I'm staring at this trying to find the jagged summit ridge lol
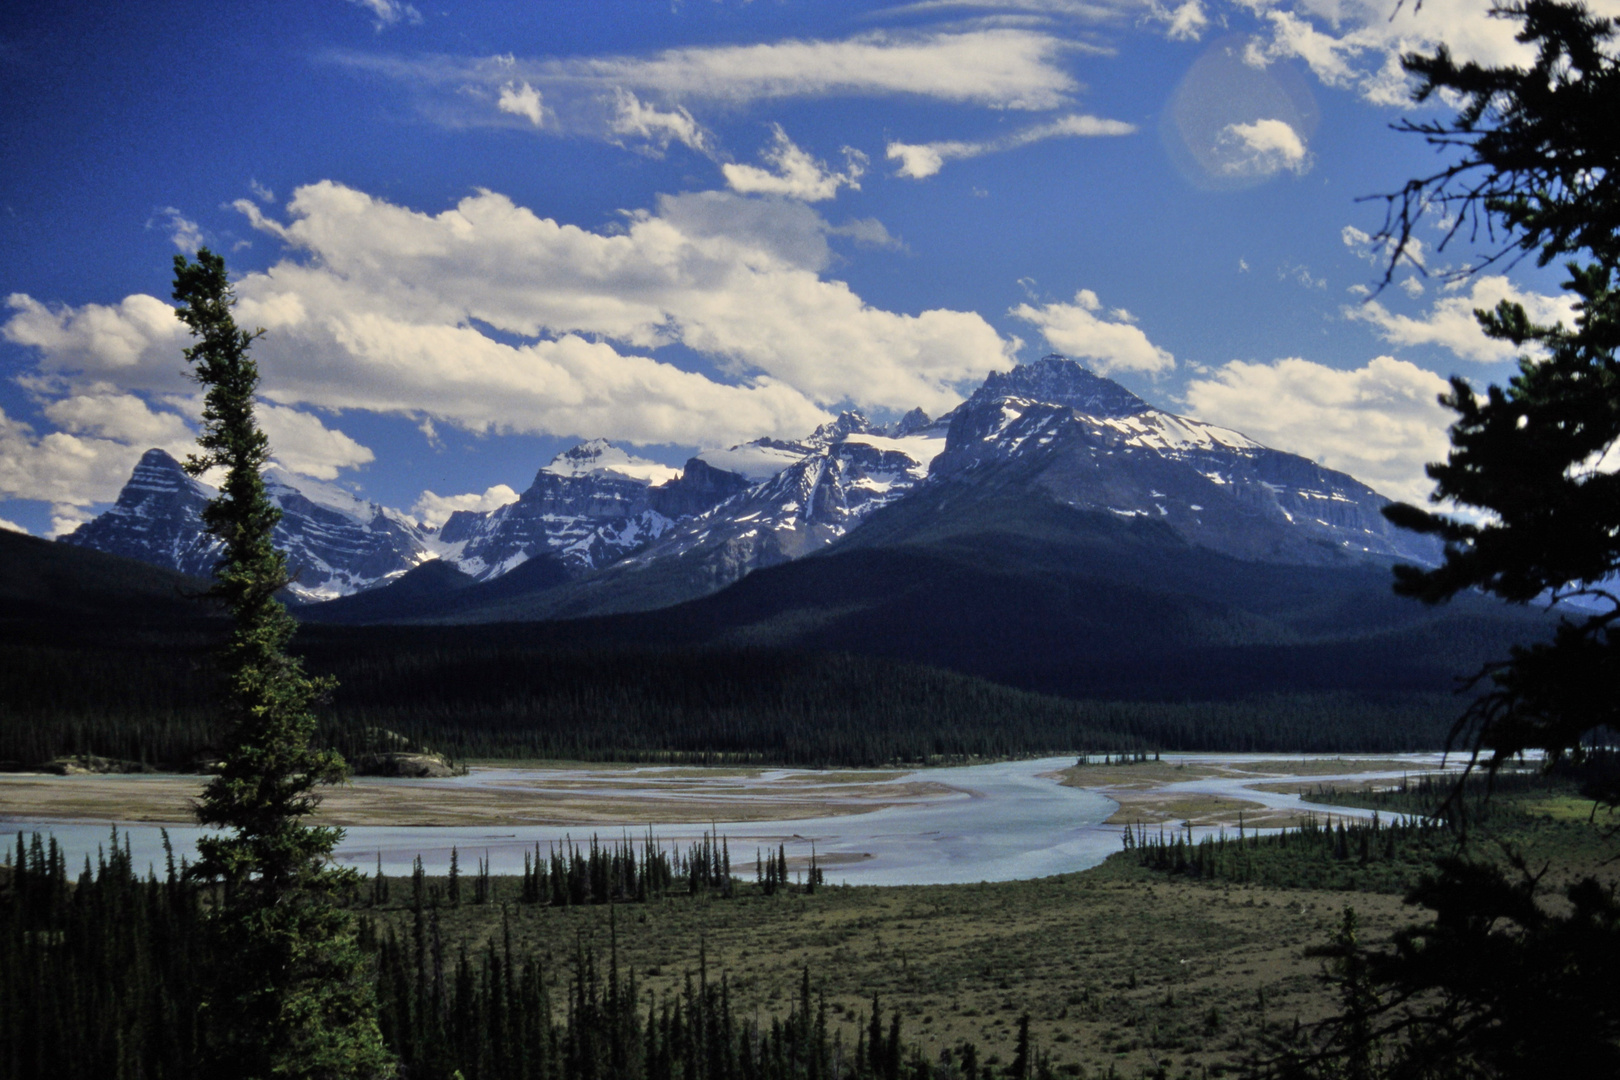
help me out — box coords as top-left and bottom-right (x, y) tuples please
(969, 354), (1151, 418)
(608, 411), (950, 595)
(63, 359), (1438, 611)
(936, 355), (1435, 566)
(60, 448), (219, 579)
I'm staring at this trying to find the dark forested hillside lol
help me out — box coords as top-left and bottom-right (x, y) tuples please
(0, 519), (1525, 769)
(398, 489), (1552, 703)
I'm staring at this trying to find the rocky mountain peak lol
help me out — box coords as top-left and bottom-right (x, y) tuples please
(59, 448), (219, 580)
(129, 447), (202, 491)
(890, 407), (933, 437)
(808, 411), (878, 448)
(539, 439), (681, 485)
(972, 355), (1150, 418)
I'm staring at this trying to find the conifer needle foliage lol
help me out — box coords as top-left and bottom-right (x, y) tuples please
(174, 249), (394, 1079)
(1376, 0), (1620, 798)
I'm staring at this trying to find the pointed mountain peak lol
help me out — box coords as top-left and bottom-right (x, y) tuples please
(890, 407), (933, 437)
(124, 447), (212, 498)
(974, 354), (1150, 418)
(809, 411), (877, 448)
(540, 439), (681, 485)
(136, 447), (185, 470)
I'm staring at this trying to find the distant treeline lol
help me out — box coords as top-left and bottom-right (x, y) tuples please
(1299, 754), (1620, 820)
(1118, 813), (1455, 893)
(1113, 758), (1619, 893)
(0, 832), (1021, 1080)
(1, 617), (1461, 769)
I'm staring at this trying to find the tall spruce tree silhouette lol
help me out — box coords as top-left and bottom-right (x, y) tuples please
(1377, 0), (1620, 796)
(175, 249), (393, 1079)
(1276, 6), (1620, 1077)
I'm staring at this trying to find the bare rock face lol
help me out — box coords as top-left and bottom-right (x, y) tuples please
(434, 440), (743, 580)
(609, 410), (951, 594)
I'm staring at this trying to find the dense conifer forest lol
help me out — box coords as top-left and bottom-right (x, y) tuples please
(0, 830), (1020, 1080)
(1, 617), (1458, 770)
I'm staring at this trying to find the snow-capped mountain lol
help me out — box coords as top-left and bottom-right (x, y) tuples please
(258, 469), (433, 600)
(62, 355), (1436, 615)
(433, 438), (748, 579)
(933, 356), (1436, 566)
(59, 449), (220, 579)
(60, 448), (435, 601)
(606, 411), (949, 594)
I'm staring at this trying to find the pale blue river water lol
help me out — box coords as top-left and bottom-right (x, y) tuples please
(0, 754), (1453, 887)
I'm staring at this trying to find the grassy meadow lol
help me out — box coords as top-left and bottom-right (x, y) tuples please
(352, 766), (1618, 1080)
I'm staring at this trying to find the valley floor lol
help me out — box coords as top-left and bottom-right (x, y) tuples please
(5, 756), (1614, 1080)
(398, 866), (1413, 1080)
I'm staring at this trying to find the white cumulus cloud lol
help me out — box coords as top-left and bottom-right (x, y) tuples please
(412, 484), (520, 528)
(4, 182), (1016, 468)
(256, 403), (376, 481)
(1010, 289), (1175, 375)
(1217, 118), (1310, 177)
(1238, 0), (1620, 106)
(43, 388), (194, 447)
(608, 89), (707, 152)
(722, 125), (866, 202)
(1183, 355), (1455, 503)
(0, 404), (180, 528)
(497, 81), (544, 126)
(1345, 275), (1579, 363)
(1152, 0), (1209, 41)
(3, 293), (189, 388)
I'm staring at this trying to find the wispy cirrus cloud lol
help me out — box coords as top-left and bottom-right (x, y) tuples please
(148, 207), (204, 253)
(344, 0), (422, 31)
(873, 0), (1142, 22)
(551, 28), (1088, 108)
(326, 26), (1090, 145)
(887, 112), (1134, 178)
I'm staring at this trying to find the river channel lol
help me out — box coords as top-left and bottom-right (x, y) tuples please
(1, 754), (1454, 886)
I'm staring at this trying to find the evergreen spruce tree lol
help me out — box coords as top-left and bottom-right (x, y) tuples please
(1376, 0), (1620, 800)
(1279, 7), (1620, 1077)
(174, 249), (394, 1079)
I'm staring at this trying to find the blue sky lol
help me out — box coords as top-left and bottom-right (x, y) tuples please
(1, 0), (1599, 536)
